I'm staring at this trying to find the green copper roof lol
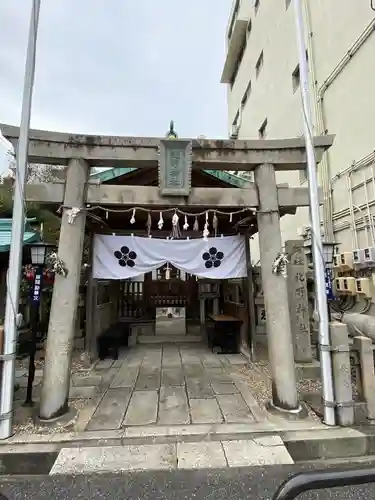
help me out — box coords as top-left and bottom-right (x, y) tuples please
(0, 218), (40, 253)
(90, 167), (250, 188)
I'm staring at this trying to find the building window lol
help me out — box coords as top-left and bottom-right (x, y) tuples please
(285, 0), (292, 8)
(292, 64), (300, 92)
(231, 110), (241, 138)
(241, 80), (252, 107)
(228, 0), (240, 39)
(247, 19), (252, 37)
(255, 50), (264, 78)
(254, 0), (260, 15)
(258, 118), (268, 139)
(292, 51), (308, 92)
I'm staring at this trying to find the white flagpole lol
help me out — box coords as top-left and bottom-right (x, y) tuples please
(0, 0), (41, 439)
(293, 0), (335, 426)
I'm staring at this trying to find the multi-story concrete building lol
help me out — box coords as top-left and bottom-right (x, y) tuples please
(222, 0), (375, 262)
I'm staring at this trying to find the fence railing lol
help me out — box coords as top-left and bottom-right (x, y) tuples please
(272, 468), (375, 500)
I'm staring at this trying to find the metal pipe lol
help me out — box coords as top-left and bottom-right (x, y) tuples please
(331, 151), (375, 187)
(333, 196), (375, 222)
(293, 0), (335, 426)
(0, 0), (41, 440)
(370, 164), (375, 241)
(363, 172), (375, 246)
(318, 17), (375, 98)
(316, 15), (375, 238)
(347, 174), (359, 251)
(353, 204), (370, 247)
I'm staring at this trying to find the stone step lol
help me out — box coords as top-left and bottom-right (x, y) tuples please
(137, 335), (203, 344)
(1, 421), (326, 453)
(49, 435), (294, 474)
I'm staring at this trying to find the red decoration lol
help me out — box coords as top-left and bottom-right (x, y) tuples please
(43, 269), (55, 284)
(22, 265), (55, 284)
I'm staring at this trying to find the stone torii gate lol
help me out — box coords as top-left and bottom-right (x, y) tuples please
(1, 123), (333, 422)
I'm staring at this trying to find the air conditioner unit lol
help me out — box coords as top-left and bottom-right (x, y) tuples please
(336, 277), (356, 296)
(355, 278), (372, 298)
(353, 249), (365, 267)
(339, 252), (354, 271)
(363, 247), (375, 266)
(333, 254), (342, 271)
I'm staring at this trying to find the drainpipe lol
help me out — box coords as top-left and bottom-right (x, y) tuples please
(303, 0), (334, 241)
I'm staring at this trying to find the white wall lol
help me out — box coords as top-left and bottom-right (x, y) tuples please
(225, 0), (375, 260)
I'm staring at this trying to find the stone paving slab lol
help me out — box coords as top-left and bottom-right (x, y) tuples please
(110, 366), (139, 389)
(49, 437), (294, 473)
(72, 374), (103, 387)
(123, 390), (159, 426)
(158, 387), (190, 425)
(69, 386), (97, 399)
(136, 367), (161, 390)
(177, 442), (227, 469)
(95, 359), (114, 370)
(186, 378), (215, 399)
(217, 394), (255, 423)
(222, 436), (294, 466)
(50, 443), (177, 474)
(211, 381), (239, 395)
(86, 388), (132, 431)
(189, 398), (223, 424)
(161, 367), (185, 386)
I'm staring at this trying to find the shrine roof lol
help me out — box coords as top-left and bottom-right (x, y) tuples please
(0, 218), (40, 253)
(90, 167), (250, 188)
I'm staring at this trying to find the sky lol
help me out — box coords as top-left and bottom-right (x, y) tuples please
(0, 0), (231, 141)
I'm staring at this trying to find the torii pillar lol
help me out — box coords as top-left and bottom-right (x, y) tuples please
(39, 158), (89, 420)
(255, 163), (301, 414)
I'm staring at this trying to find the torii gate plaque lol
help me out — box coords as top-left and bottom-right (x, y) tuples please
(158, 121), (192, 196)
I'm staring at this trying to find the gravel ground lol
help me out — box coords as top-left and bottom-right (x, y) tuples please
(13, 353), (91, 434)
(232, 343), (322, 422)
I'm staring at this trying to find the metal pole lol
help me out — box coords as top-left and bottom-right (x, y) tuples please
(293, 0), (335, 425)
(0, 0), (41, 439)
(24, 266), (43, 407)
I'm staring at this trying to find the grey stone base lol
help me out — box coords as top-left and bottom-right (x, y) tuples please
(34, 407), (78, 429)
(295, 360), (321, 380)
(265, 400), (309, 420)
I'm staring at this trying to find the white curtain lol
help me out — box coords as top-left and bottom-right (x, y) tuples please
(93, 235), (247, 280)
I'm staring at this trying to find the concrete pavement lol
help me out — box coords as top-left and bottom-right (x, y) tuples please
(1, 463), (375, 499)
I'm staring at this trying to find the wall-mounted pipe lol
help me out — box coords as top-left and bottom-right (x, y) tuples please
(363, 171), (375, 246)
(315, 15), (375, 238)
(318, 18), (375, 98)
(347, 174), (359, 248)
(331, 151), (375, 186)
